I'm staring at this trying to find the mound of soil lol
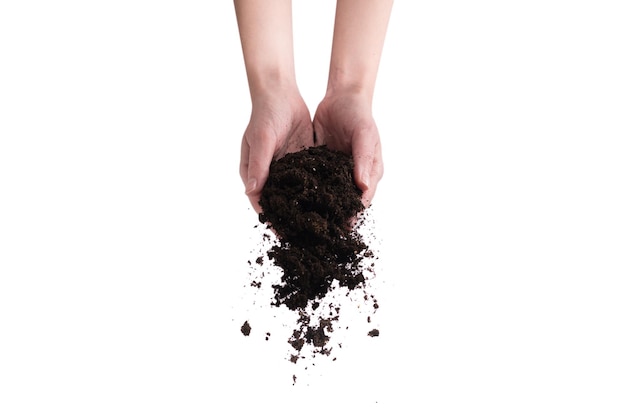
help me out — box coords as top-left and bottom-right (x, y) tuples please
(250, 146), (378, 364)
(259, 146), (368, 309)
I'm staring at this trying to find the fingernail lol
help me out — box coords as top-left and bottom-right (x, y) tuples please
(245, 178), (257, 194)
(360, 173), (370, 190)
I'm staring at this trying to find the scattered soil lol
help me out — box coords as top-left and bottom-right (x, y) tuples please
(245, 145), (379, 376)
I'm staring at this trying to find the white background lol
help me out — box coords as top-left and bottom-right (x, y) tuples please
(1, 1), (625, 416)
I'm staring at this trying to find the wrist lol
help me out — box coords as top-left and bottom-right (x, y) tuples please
(247, 68), (299, 102)
(249, 80), (305, 113)
(326, 69), (375, 106)
(325, 75), (374, 109)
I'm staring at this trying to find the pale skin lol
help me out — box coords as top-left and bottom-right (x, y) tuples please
(234, 0), (393, 213)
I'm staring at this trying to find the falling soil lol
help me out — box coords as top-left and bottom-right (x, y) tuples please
(368, 329), (380, 337)
(240, 320), (251, 336)
(244, 146), (379, 376)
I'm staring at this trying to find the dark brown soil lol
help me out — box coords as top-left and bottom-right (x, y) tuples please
(240, 320), (251, 336)
(259, 146), (367, 310)
(368, 329), (380, 337)
(251, 145), (378, 366)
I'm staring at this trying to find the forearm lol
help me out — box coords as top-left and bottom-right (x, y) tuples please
(327, 0), (393, 103)
(234, 0), (298, 99)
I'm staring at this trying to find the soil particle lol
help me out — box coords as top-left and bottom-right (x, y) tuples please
(241, 320), (251, 336)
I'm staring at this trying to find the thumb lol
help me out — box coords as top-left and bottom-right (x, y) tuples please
(244, 137), (275, 213)
(352, 126), (383, 207)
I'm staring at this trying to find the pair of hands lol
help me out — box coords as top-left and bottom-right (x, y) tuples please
(239, 90), (383, 213)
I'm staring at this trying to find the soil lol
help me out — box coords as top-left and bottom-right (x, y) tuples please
(245, 145), (379, 373)
(259, 146), (368, 309)
(240, 320), (251, 336)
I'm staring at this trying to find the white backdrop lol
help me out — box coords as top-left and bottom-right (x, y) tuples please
(1, 1), (625, 417)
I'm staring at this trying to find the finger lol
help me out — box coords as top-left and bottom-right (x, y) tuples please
(352, 125), (378, 191)
(360, 153), (383, 207)
(240, 139), (261, 213)
(352, 126), (383, 207)
(240, 138), (250, 185)
(312, 118), (326, 146)
(245, 134), (276, 214)
(240, 137), (262, 213)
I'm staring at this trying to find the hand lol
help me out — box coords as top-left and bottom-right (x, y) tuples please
(240, 90), (314, 213)
(313, 92), (384, 207)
